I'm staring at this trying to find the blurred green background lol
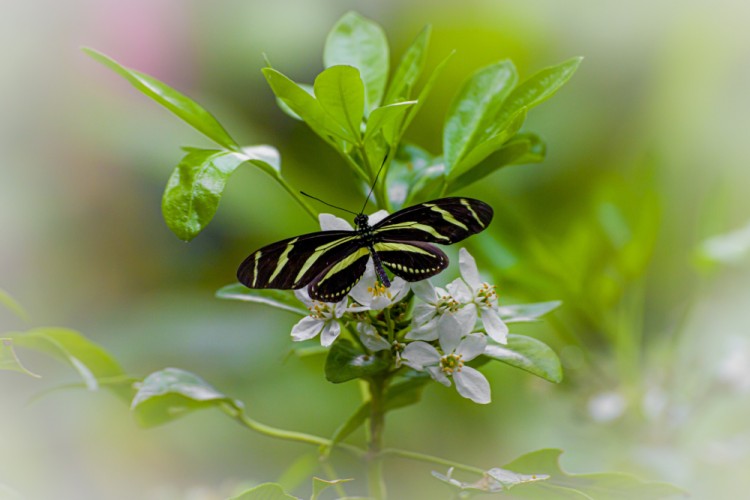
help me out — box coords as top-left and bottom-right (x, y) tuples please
(2, 0), (749, 498)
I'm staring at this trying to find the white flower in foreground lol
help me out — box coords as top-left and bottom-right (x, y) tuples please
(319, 210), (389, 231)
(291, 289), (348, 346)
(356, 322), (391, 352)
(408, 279), (477, 352)
(401, 333), (490, 404)
(349, 260), (410, 310)
(458, 248), (509, 344)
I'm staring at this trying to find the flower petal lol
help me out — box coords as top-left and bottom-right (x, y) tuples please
(411, 280), (437, 303)
(357, 323), (391, 351)
(454, 366), (491, 404)
(481, 308), (509, 344)
(319, 213), (353, 231)
(349, 260), (377, 306)
(368, 210), (390, 225)
(388, 277), (410, 303)
(291, 316), (323, 342)
(428, 366), (452, 387)
(456, 333), (487, 361)
(294, 288), (314, 307)
(446, 278), (472, 303)
(412, 303), (437, 326)
(455, 304), (478, 336)
(406, 316), (440, 341)
(437, 313), (463, 353)
(319, 321), (341, 347)
(458, 248), (482, 290)
(402, 341), (441, 369)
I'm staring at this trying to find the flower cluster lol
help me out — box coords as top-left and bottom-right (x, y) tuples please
(288, 212), (511, 404)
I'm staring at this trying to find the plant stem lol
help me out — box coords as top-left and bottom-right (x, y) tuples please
(367, 377), (388, 499)
(380, 448), (485, 475)
(275, 175), (318, 221)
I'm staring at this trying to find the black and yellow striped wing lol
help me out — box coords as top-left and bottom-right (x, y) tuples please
(375, 240), (448, 282)
(371, 197), (493, 244)
(237, 231), (363, 292)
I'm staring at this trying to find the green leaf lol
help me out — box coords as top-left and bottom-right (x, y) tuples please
(262, 68), (351, 143)
(162, 146), (280, 241)
(277, 453), (320, 494)
(215, 284), (308, 315)
(276, 83), (315, 121)
(483, 334), (563, 383)
(443, 60), (518, 171)
(502, 449), (687, 500)
(384, 372), (431, 411)
(499, 301), (562, 323)
(0, 288), (29, 321)
(83, 48), (239, 150)
(131, 367), (241, 427)
(311, 477), (352, 500)
(313, 65), (365, 142)
(432, 466), (548, 494)
(400, 51), (454, 137)
(227, 483), (298, 500)
(383, 25), (431, 104)
(0, 338), (40, 378)
(324, 339), (390, 383)
(329, 402), (369, 450)
(495, 56), (582, 129)
(446, 132), (545, 193)
(364, 101), (416, 144)
(387, 143), (444, 209)
(324, 11), (389, 113)
(8, 328), (130, 399)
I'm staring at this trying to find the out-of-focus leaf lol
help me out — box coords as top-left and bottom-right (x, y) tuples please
(446, 133), (545, 193)
(387, 143), (444, 209)
(311, 477), (352, 500)
(215, 284), (308, 315)
(314, 65), (365, 142)
(329, 402), (369, 450)
(0, 288), (29, 321)
(432, 466), (548, 494)
(483, 334), (563, 383)
(227, 483), (298, 500)
(8, 328), (130, 399)
(365, 101), (416, 145)
(262, 68), (350, 143)
(502, 449), (687, 500)
(131, 368), (241, 428)
(384, 372), (431, 411)
(277, 453), (320, 494)
(84, 48), (239, 150)
(383, 25), (431, 104)
(324, 11), (389, 113)
(443, 60), (518, 171)
(325, 339), (390, 383)
(494, 57), (582, 129)
(499, 301), (562, 323)
(0, 338), (40, 378)
(162, 146), (280, 241)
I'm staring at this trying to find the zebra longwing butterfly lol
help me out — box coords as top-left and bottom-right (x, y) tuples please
(237, 197), (493, 302)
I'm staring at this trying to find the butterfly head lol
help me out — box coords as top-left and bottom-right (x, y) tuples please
(354, 213), (370, 231)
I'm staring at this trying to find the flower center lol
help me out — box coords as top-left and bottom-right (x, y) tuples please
(368, 282), (393, 299)
(436, 294), (461, 314)
(308, 302), (332, 320)
(475, 282), (497, 307)
(440, 353), (464, 375)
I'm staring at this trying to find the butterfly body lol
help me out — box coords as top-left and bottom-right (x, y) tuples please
(237, 197), (493, 302)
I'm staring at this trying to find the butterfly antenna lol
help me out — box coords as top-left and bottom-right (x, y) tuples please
(359, 150), (391, 215)
(300, 191), (358, 216)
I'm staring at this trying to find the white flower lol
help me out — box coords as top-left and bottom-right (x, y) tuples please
(401, 333), (491, 404)
(291, 289), (348, 346)
(319, 210), (389, 231)
(408, 279), (477, 352)
(458, 248), (509, 344)
(356, 322), (391, 352)
(349, 260), (410, 310)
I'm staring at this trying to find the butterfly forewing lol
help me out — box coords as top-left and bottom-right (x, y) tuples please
(237, 231), (362, 290)
(376, 240), (448, 282)
(372, 197), (493, 244)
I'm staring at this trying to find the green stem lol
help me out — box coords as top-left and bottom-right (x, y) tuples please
(275, 175), (318, 221)
(380, 448), (485, 475)
(367, 377), (388, 499)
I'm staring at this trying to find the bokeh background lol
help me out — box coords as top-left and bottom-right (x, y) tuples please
(2, 0), (750, 498)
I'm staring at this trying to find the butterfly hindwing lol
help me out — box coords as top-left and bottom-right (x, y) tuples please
(237, 231), (362, 290)
(376, 240), (448, 282)
(308, 248), (370, 302)
(372, 197), (493, 244)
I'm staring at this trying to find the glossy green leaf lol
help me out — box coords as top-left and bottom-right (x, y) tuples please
(0, 338), (40, 377)
(8, 327), (131, 399)
(0, 288), (29, 321)
(162, 146), (279, 241)
(313, 65), (365, 142)
(215, 284), (307, 315)
(262, 68), (350, 143)
(387, 143), (444, 209)
(227, 483), (298, 500)
(383, 25), (431, 104)
(483, 334), (563, 383)
(131, 368), (241, 427)
(311, 477), (352, 500)
(495, 56), (582, 129)
(450, 107), (527, 179)
(276, 83), (315, 121)
(324, 339), (390, 383)
(443, 60), (518, 171)
(324, 11), (389, 113)
(446, 132), (545, 193)
(499, 301), (562, 323)
(502, 449), (686, 500)
(84, 48), (239, 150)
(364, 101), (416, 144)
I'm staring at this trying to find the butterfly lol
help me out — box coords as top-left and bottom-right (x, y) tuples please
(237, 197), (493, 303)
